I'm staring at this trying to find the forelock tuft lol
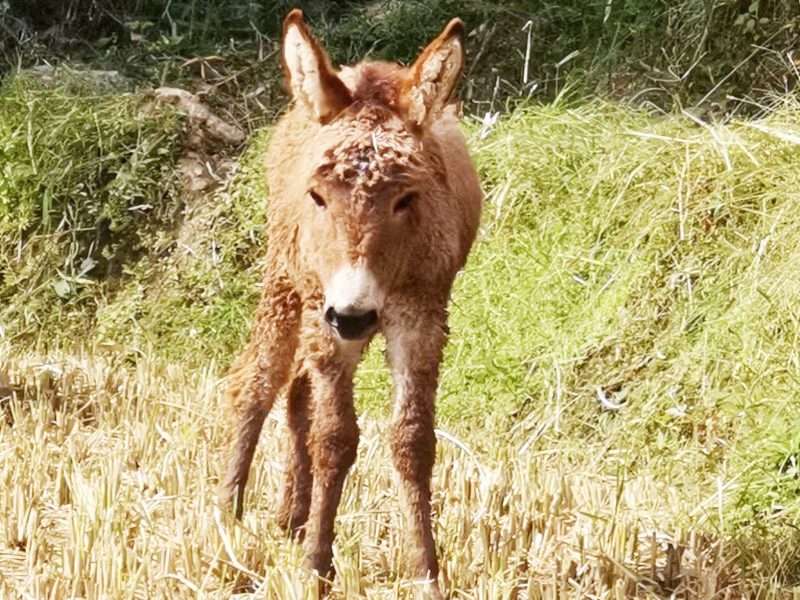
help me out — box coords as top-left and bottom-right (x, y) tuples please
(317, 105), (420, 189)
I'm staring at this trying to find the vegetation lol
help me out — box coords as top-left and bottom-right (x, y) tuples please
(0, 348), (775, 598)
(3, 0), (800, 110)
(4, 0), (800, 598)
(0, 75), (186, 348)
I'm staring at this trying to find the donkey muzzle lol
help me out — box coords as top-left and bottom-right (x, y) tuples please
(324, 306), (379, 340)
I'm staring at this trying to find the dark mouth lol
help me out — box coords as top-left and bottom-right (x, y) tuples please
(324, 307), (379, 340)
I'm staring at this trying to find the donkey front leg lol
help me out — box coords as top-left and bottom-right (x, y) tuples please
(220, 274), (300, 519)
(302, 359), (360, 581)
(385, 312), (448, 600)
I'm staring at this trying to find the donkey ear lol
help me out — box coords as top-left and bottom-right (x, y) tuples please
(402, 19), (465, 127)
(282, 9), (352, 124)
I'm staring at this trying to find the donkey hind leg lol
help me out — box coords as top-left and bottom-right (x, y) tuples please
(386, 316), (448, 600)
(302, 364), (360, 581)
(277, 372), (313, 536)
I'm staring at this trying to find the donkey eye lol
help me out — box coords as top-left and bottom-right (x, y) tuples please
(309, 190), (326, 209)
(393, 192), (416, 213)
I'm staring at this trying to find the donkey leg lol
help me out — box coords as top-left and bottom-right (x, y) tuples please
(385, 311), (448, 600)
(220, 275), (300, 519)
(277, 372), (313, 535)
(219, 348), (270, 519)
(302, 360), (360, 581)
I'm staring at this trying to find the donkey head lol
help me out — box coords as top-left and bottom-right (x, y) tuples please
(281, 9), (465, 342)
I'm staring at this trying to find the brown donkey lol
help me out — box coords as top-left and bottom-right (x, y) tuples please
(219, 9), (481, 598)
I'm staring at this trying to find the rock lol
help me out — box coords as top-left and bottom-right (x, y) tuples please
(153, 87), (246, 151)
(150, 87), (246, 196)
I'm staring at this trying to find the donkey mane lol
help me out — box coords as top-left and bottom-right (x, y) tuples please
(341, 61), (409, 108)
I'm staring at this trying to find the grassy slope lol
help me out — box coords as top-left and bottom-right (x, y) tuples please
(0, 76), (186, 347)
(450, 99), (800, 548)
(4, 1), (800, 595)
(5, 74), (800, 593)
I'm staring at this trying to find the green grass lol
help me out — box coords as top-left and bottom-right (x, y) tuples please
(367, 98), (800, 559)
(91, 128), (270, 365)
(0, 76), (186, 347)
(468, 98), (800, 535)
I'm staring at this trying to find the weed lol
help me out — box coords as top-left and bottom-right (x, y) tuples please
(0, 77), (185, 349)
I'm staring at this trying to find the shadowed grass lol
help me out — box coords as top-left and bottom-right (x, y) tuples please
(5, 0), (799, 110)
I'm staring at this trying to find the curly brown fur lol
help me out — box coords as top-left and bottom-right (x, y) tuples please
(219, 10), (481, 599)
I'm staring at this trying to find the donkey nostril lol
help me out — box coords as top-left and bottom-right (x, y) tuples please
(324, 306), (337, 326)
(325, 307), (378, 340)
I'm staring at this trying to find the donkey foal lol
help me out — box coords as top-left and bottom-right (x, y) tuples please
(219, 9), (482, 598)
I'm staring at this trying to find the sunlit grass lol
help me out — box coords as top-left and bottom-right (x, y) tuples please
(0, 352), (772, 598)
(6, 73), (800, 596)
